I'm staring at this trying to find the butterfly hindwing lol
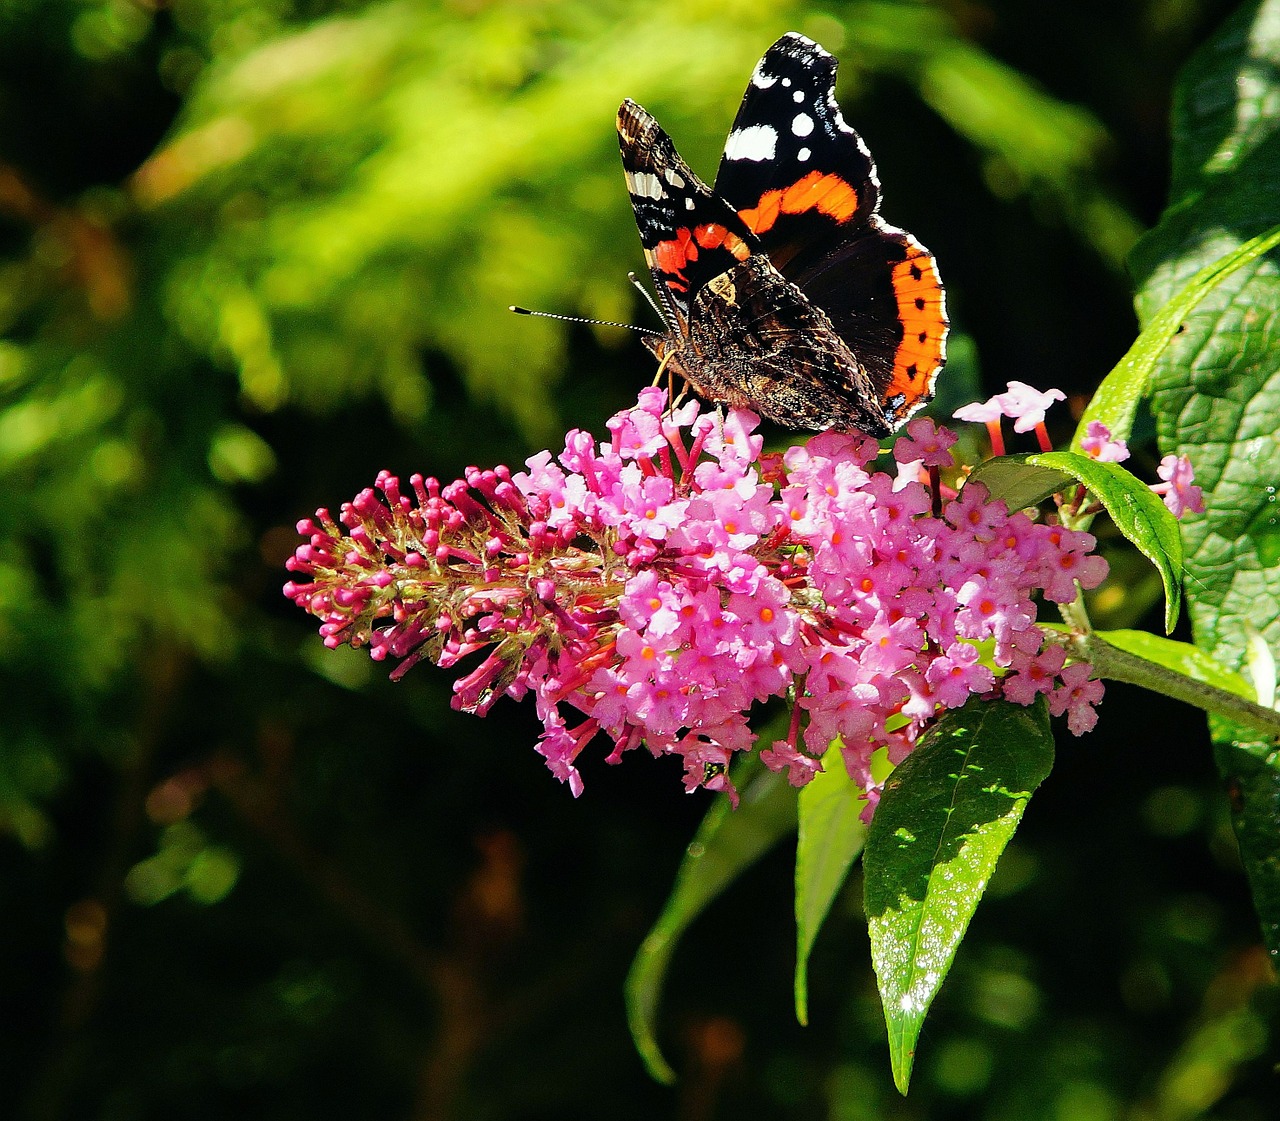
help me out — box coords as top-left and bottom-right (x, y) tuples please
(672, 254), (891, 436)
(795, 227), (947, 430)
(691, 255), (890, 435)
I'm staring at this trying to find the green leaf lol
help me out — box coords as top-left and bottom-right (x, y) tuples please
(1093, 629), (1256, 700)
(794, 744), (868, 1026)
(969, 450), (1185, 633)
(1160, 0), (1280, 207)
(1131, 0), (1280, 961)
(1073, 220), (1280, 447)
(1210, 731), (1280, 958)
(625, 762), (797, 1083)
(1245, 626), (1277, 708)
(1027, 451), (1185, 633)
(964, 455), (1076, 513)
(864, 697), (1054, 1094)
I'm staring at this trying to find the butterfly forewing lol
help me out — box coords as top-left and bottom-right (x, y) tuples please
(714, 33), (880, 273)
(617, 100), (759, 328)
(714, 33), (948, 430)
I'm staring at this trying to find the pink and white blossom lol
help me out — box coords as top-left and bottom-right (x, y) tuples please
(1080, 421), (1130, 463)
(998, 381), (1068, 433)
(1153, 453), (1205, 518)
(285, 390), (1108, 809)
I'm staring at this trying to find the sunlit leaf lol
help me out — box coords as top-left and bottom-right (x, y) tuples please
(964, 456), (1072, 513)
(1093, 629), (1256, 700)
(1130, 0), (1280, 958)
(865, 697), (1054, 1094)
(1025, 451), (1184, 633)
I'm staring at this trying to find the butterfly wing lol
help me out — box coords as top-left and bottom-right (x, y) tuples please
(617, 99), (759, 332)
(792, 227), (948, 431)
(713, 33), (948, 430)
(677, 254), (891, 437)
(714, 33), (880, 273)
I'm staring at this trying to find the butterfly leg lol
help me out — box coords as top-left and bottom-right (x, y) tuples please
(649, 349), (690, 416)
(649, 348), (673, 389)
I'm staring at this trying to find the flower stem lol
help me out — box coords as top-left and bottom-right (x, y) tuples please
(1066, 630), (1280, 738)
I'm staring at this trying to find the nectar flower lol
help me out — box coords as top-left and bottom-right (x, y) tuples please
(953, 397), (1007, 458)
(285, 391), (1107, 808)
(1080, 421), (1130, 463)
(956, 382), (1068, 454)
(998, 381), (1068, 433)
(893, 416), (957, 469)
(1153, 453), (1205, 518)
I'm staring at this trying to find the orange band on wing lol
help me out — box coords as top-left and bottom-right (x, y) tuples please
(693, 223), (751, 259)
(738, 171), (860, 235)
(885, 240), (947, 416)
(648, 228), (697, 289)
(647, 224), (751, 292)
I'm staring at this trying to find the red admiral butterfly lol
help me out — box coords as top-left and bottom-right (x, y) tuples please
(618, 32), (948, 437)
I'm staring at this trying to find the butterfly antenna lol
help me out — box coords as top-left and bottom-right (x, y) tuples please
(628, 271), (667, 325)
(508, 306), (660, 336)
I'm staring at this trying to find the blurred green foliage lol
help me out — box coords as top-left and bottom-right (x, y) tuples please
(2, 1), (1277, 1119)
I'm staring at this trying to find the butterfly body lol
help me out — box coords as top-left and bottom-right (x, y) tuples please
(618, 33), (948, 436)
(639, 254), (890, 435)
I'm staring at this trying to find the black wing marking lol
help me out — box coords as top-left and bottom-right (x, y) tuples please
(618, 99), (759, 329)
(713, 33), (880, 276)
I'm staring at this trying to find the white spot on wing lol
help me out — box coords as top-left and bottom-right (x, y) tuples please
(751, 65), (777, 89)
(791, 112), (814, 137)
(684, 197), (695, 210)
(724, 124), (778, 162)
(782, 77), (792, 87)
(793, 89), (804, 103)
(627, 171), (666, 200)
(797, 147), (811, 161)
(663, 168), (685, 188)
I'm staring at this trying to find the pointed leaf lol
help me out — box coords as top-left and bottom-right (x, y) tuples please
(625, 763), (797, 1083)
(864, 697), (1054, 1094)
(963, 455), (1076, 513)
(969, 451), (1186, 633)
(794, 745), (868, 1025)
(1093, 628), (1256, 700)
(1025, 451), (1184, 632)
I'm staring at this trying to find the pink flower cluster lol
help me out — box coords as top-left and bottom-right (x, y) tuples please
(284, 389), (1108, 806)
(1080, 420), (1205, 517)
(962, 391), (1206, 522)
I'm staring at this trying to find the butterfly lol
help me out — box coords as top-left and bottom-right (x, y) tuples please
(617, 32), (948, 437)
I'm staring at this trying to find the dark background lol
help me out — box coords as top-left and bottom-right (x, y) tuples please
(1, 1), (1275, 1118)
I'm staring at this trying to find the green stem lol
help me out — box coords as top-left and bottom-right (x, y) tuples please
(1067, 631), (1280, 739)
(1057, 592), (1092, 636)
